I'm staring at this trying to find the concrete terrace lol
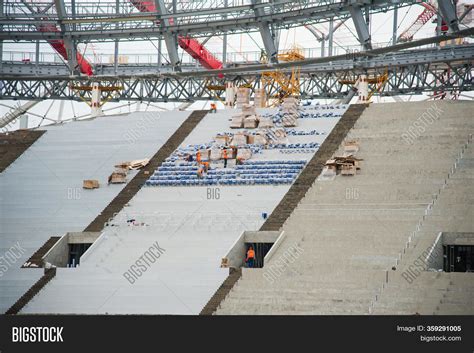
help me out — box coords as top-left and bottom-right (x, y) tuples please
(0, 110), (190, 313)
(19, 105), (345, 314)
(215, 101), (474, 315)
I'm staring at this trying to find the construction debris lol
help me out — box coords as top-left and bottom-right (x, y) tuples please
(231, 103), (261, 129)
(341, 163), (356, 176)
(108, 171), (127, 184)
(280, 97), (300, 127)
(236, 87), (251, 109)
(243, 115), (259, 128)
(83, 179), (100, 189)
(230, 115), (244, 129)
(221, 257), (229, 268)
(254, 88), (267, 108)
(344, 140), (360, 154)
(115, 158), (150, 170)
(215, 134), (231, 145)
(325, 155), (363, 176)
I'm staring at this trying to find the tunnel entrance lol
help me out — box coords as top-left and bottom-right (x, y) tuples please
(245, 242), (273, 268)
(68, 243), (92, 267)
(42, 232), (101, 268)
(441, 232), (474, 273)
(444, 245), (474, 272)
(221, 230), (284, 269)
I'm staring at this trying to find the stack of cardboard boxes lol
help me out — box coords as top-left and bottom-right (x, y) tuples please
(231, 103), (260, 129)
(281, 97), (299, 127)
(236, 87), (251, 109)
(254, 88), (267, 108)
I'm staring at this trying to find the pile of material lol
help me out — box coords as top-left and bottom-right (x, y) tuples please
(236, 87), (251, 109)
(248, 131), (268, 145)
(325, 155), (363, 176)
(83, 179), (99, 189)
(343, 140), (360, 154)
(108, 170), (127, 184)
(108, 158), (149, 184)
(280, 97), (300, 127)
(258, 116), (274, 128)
(230, 132), (248, 146)
(114, 159), (149, 170)
(231, 104), (260, 129)
(254, 88), (267, 108)
(215, 134), (231, 145)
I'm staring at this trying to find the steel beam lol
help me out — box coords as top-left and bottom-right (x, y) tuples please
(54, 0), (78, 74)
(348, 3), (372, 50)
(1, 0), (417, 41)
(154, 0), (180, 71)
(1, 56), (472, 103)
(252, 0), (278, 63)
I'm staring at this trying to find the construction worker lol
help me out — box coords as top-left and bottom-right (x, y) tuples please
(210, 103), (217, 113)
(202, 161), (210, 173)
(197, 166), (204, 179)
(222, 148), (228, 168)
(196, 150), (202, 164)
(246, 246), (255, 268)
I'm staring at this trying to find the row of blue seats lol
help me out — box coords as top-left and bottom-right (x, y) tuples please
(242, 160), (305, 165)
(156, 164), (304, 174)
(157, 166), (199, 171)
(280, 149), (316, 154)
(236, 163), (304, 168)
(150, 173), (299, 181)
(146, 178), (294, 186)
(285, 129), (325, 136)
(300, 113), (341, 118)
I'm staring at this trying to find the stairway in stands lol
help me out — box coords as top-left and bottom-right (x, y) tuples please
(214, 101), (474, 315)
(372, 134), (474, 315)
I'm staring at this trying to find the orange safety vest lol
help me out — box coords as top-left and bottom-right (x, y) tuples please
(196, 151), (201, 162)
(247, 249), (255, 259)
(223, 150), (228, 159)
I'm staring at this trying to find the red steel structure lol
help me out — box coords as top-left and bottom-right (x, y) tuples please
(38, 23), (94, 76)
(129, 0), (224, 72)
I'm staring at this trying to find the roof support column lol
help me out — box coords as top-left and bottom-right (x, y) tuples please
(348, 3), (372, 50)
(252, 0), (278, 63)
(155, 0), (181, 71)
(54, 0), (78, 74)
(437, 0), (459, 32)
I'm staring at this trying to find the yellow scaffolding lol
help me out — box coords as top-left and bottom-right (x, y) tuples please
(261, 47), (304, 105)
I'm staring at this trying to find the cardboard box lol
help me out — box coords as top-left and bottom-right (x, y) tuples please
(243, 116), (258, 129)
(215, 135), (230, 145)
(83, 179), (99, 189)
(231, 133), (248, 146)
(341, 163), (356, 176)
(258, 117), (274, 128)
(230, 116), (244, 129)
(108, 171), (127, 184)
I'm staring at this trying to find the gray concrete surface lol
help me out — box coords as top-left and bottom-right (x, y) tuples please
(215, 101), (474, 315)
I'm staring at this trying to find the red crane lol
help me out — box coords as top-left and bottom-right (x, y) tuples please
(38, 23), (94, 76)
(397, 1), (438, 42)
(129, 0), (223, 73)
